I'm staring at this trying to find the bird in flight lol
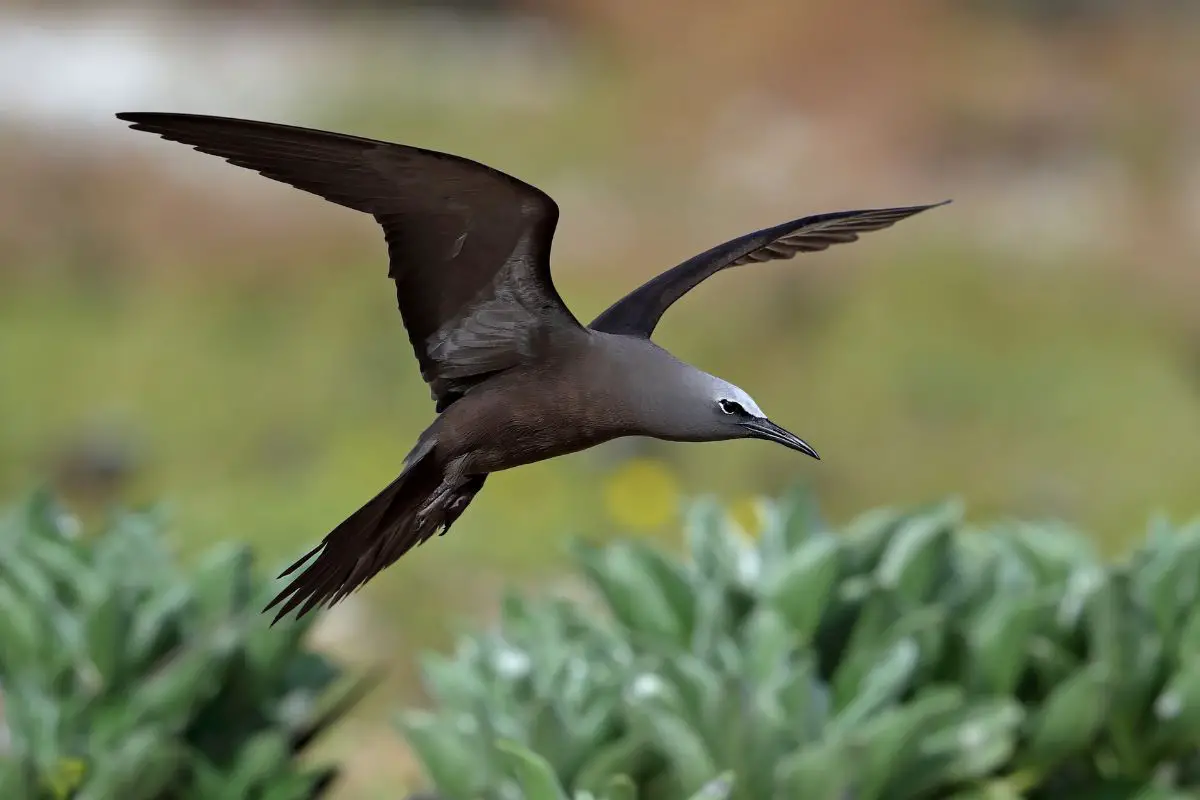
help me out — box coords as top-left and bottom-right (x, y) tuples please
(117, 112), (947, 622)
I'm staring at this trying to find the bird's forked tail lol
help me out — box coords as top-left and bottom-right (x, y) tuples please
(264, 443), (485, 624)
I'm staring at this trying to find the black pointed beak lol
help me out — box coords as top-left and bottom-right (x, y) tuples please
(740, 418), (820, 460)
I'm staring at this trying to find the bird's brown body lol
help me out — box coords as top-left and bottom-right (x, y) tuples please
(117, 110), (947, 621)
(431, 333), (628, 472)
(432, 332), (712, 474)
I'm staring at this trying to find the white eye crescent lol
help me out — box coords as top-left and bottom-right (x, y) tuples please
(718, 399), (744, 415)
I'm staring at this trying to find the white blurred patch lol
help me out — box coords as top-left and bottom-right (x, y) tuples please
(0, 8), (573, 136)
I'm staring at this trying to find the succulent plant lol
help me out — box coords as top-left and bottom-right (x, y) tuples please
(397, 490), (1200, 799)
(495, 739), (733, 800)
(0, 491), (368, 800)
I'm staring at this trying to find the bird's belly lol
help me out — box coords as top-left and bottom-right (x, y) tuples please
(440, 396), (630, 474)
(468, 417), (622, 472)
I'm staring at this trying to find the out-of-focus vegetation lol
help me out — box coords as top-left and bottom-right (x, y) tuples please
(400, 492), (1200, 799)
(2, 0), (1198, 794)
(0, 492), (366, 799)
(8, 489), (1200, 799)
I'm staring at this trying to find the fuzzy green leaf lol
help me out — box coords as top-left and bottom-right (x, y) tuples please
(1024, 662), (1110, 767)
(628, 541), (698, 645)
(1153, 659), (1200, 752)
(839, 686), (963, 798)
(776, 737), (852, 800)
(688, 771), (735, 800)
(875, 501), (958, 606)
(574, 735), (650, 796)
(496, 738), (571, 800)
(829, 638), (920, 737)
(224, 731), (291, 795)
(72, 728), (182, 800)
(762, 535), (841, 642)
(624, 685), (719, 796)
(602, 773), (638, 800)
(81, 589), (127, 692)
(397, 710), (488, 798)
(572, 542), (685, 644)
(968, 590), (1046, 695)
(684, 497), (743, 585)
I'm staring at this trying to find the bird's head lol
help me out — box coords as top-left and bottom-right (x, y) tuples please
(687, 376), (820, 460)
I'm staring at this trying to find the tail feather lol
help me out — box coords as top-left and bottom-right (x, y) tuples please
(264, 451), (482, 624)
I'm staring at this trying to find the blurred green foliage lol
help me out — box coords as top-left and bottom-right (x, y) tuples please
(0, 492), (368, 800)
(489, 741), (734, 800)
(397, 492), (1200, 799)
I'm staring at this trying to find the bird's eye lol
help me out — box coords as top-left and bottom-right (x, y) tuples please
(718, 399), (744, 415)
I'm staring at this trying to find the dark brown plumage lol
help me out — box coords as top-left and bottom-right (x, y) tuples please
(117, 111), (947, 623)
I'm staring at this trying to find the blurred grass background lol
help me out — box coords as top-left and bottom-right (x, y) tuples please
(2, 0), (1198, 794)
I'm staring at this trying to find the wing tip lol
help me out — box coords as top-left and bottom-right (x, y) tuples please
(903, 198), (952, 214)
(115, 111), (174, 136)
(116, 111), (245, 136)
(115, 111), (159, 126)
(874, 199), (951, 223)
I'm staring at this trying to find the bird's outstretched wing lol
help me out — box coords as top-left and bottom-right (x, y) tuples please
(588, 202), (950, 338)
(117, 112), (584, 410)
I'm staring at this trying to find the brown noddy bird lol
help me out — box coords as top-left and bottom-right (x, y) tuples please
(116, 111), (947, 622)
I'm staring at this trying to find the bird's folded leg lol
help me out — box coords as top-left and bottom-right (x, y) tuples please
(414, 474), (487, 535)
(440, 475), (486, 535)
(413, 483), (453, 531)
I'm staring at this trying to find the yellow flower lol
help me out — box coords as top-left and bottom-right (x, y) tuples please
(728, 495), (764, 537)
(604, 458), (680, 532)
